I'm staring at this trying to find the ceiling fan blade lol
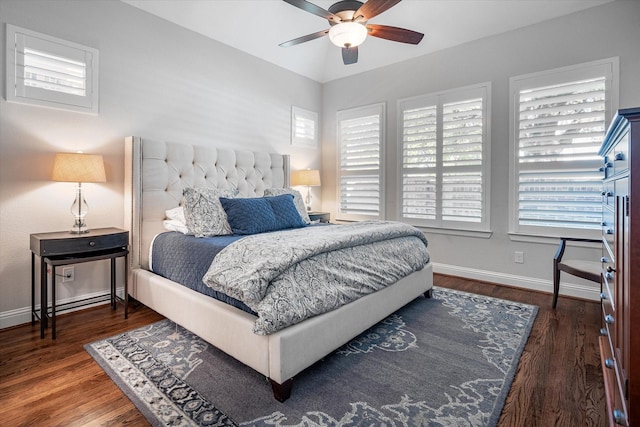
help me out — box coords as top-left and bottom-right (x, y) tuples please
(279, 29), (330, 47)
(282, 0), (341, 23)
(342, 46), (358, 65)
(367, 24), (424, 44)
(354, 0), (401, 21)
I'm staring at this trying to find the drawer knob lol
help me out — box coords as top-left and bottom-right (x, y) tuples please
(601, 257), (609, 263)
(605, 314), (615, 324)
(600, 328), (608, 336)
(600, 292), (608, 300)
(604, 358), (615, 369)
(613, 409), (627, 425)
(614, 152), (625, 161)
(605, 272), (614, 280)
(606, 228), (614, 235)
(89, 241), (96, 247)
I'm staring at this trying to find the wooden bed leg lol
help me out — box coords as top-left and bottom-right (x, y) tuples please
(424, 288), (433, 298)
(269, 378), (293, 402)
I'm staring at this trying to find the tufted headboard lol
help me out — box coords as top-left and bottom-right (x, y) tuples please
(124, 136), (290, 270)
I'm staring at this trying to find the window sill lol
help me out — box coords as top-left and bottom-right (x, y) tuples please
(509, 232), (601, 247)
(415, 226), (492, 239)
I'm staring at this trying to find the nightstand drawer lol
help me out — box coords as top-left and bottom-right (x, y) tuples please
(308, 212), (330, 223)
(30, 228), (128, 257)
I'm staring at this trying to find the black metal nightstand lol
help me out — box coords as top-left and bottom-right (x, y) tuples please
(30, 227), (129, 339)
(308, 212), (330, 223)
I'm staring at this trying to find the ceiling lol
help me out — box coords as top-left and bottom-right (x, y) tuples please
(122, 0), (614, 83)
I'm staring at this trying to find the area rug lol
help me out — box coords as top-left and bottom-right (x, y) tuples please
(85, 287), (538, 426)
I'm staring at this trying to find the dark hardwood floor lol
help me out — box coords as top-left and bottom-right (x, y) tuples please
(0, 274), (605, 426)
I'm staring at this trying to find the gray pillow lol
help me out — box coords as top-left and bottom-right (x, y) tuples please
(182, 187), (237, 237)
(264, 188), (311, 224)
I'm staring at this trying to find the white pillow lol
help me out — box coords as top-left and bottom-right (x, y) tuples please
(163, 219), (190, 234)
(165, 206), (187, 224)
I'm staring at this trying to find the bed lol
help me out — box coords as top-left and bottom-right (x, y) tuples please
(123, 136), (433, 401)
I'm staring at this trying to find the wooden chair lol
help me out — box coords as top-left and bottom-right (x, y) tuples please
(553, 237), (601, 308)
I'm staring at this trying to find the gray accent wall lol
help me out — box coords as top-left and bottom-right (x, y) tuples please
(321, 0), (640, 299)
(0, 0), (322, 328)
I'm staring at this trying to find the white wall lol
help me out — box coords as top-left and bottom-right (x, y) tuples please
(320, 0), (640, 298)
(0, 0), (322, 328)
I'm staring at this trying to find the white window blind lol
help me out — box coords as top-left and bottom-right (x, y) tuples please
(337, 104), (384, 220)
(6, 24), (99, 114)
(24, 48), (86, 96)
(510, 59), (618, 237)
(291, 106), (318, 148)
(399, 84), (490, 231)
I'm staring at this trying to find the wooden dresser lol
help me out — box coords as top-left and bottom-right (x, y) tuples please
(599, 107), (640, 426)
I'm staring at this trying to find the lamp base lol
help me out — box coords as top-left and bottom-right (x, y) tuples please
(70, 219), (89, 234)
(69, 183), (90, 234)
(305, 185), (312, 211)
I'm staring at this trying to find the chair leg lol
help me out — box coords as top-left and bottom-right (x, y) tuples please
(553, 268), (561, 309)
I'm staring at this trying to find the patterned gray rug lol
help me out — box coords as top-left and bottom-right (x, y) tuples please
(85, 287), (537, 426)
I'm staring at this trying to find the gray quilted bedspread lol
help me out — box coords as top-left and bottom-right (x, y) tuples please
(202, 221), (430, 335)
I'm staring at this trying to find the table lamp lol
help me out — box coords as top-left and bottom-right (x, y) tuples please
(291, 169), (320, 211)
(52, 152), (106, 234)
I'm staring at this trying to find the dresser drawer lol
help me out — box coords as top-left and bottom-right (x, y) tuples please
(600, 335), (629, 426)
(603, 206), (615, 247)
(602, 281), (616, 342)
(603, 182), (615, 207)
(612, 132), (629, 176)
(30, 228), (128, 257)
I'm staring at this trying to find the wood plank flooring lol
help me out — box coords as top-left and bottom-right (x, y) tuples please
(0, 274), (605, 426)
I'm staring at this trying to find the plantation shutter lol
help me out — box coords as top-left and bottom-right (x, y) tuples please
(337, 104), (384, 220)
(400, 84), (489, 231)
(7, 24), (98, 113)
(442, 98), (484, 222)
(511, 59), (617, 236)
(402, 102), (437, 220)
(22, 47), (87, 97)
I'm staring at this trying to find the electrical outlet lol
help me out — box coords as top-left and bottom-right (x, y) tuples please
(514, 251), (524, 264)
(62, 266), (74, 282)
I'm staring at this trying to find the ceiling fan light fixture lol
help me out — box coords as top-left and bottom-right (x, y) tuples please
(328, 22), (367, 48)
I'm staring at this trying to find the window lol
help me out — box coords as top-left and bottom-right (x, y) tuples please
(509, 58), (618, 237)
(399, 84), (490, 232)
(337, 103), (385, 221)
(291, 106), (318, 148)
(6, 24), (99, 114)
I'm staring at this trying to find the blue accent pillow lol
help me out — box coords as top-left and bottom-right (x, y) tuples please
(220, 194), (306, 235)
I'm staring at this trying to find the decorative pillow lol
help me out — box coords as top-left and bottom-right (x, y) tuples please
(163, 219), (190, 234)
(220, 194), (306, 235)
(165, 206), (186, 224)
(264, 187), (311, 224)
(182, 187), (236, 237)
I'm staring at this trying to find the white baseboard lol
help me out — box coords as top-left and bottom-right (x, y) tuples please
(433, 262), (600, 302)
(0, 287), (125, 330)
(1, 266), (599, 330)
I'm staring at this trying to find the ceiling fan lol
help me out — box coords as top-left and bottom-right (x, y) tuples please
(280, 0), (424, 65)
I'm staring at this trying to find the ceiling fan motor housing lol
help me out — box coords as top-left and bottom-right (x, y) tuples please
(328, 0), (365, 23)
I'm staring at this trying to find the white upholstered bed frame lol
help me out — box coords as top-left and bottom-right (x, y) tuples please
(124, 136), (433, 401)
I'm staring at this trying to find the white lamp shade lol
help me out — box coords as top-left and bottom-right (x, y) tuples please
(329, 22), (368, 48)
(52, 152), (106, 183)
(291, 169), (321, 187)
